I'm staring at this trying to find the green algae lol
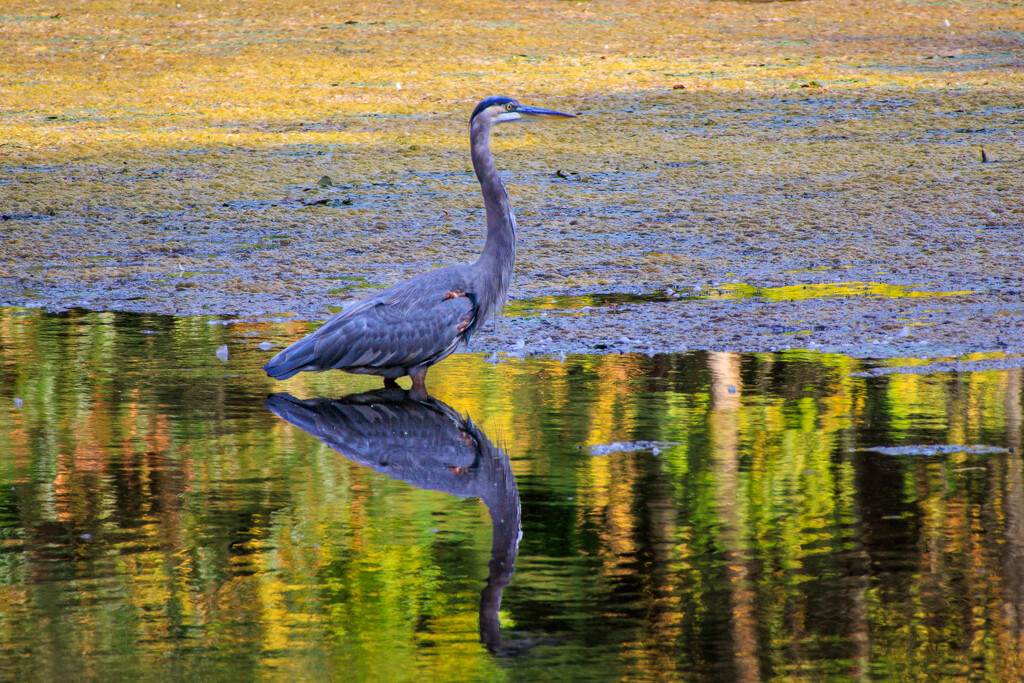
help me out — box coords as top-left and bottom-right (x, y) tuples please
(508, 281), (973, 318)
(704, 281), (976, 302)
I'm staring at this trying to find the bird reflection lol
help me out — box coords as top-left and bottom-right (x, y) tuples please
(265, 388), (521, 655)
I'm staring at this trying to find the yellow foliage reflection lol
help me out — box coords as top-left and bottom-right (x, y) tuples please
(1, 309), (1023, 679)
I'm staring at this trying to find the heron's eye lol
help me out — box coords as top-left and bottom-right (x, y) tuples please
(505, 103), (514, 111)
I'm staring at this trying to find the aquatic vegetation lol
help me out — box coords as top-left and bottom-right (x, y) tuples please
(1, 0), (1021, 360)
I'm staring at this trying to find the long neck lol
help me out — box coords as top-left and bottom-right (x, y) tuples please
(470, 119), (515, 307)
(478, 442), (521, 653)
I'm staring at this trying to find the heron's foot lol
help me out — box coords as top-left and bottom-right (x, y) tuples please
(444, 289), (466, 300)
(409, 368), (429, 400)
(383, 377), (400, 389)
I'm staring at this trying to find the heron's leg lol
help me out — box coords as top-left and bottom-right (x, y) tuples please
(384, 377), (400, 389)
(409, 367), (429, 399)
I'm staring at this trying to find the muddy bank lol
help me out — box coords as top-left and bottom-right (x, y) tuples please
(2, 0), (1021, 361)
(478, 284), (1024, 360)
(3, 86), (1022, 361)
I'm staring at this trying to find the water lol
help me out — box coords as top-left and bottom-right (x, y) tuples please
(1, 308), (1023, 681)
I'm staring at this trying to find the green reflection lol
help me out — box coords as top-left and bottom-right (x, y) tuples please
(706, 281), (974, 302)
(506, 281), (972, 318)
(0, 308), (1022, 681)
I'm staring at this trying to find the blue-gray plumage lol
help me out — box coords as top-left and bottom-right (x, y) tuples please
(265, 389), (523, 652)
(263, 96), (575, 396)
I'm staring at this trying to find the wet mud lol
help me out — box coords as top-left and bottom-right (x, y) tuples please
(2, 0), (1022, 360)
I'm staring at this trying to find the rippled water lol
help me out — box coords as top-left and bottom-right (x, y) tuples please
(2, 308), (1023, 681)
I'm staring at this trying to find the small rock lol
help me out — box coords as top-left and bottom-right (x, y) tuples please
(13, 397), (23, 409)
(216, 344), (229, 362)
(258, 341), (274, 350)
(858, 444), (1007, 457)
(590, 440), (680, 456)
(317, 175), (333, 188)
(513, 339), (525, 350)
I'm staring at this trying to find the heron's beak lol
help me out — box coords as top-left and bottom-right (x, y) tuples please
(516, 105), (576, 119)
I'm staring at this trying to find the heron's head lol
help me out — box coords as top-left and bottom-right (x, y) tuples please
(470, 96), (575, 128)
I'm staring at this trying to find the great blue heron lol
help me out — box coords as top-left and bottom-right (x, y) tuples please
(263, 96), (575, 395)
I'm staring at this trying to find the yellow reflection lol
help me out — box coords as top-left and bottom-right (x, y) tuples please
(707, 281), (974, 303)
(3, 310), (1024, 679)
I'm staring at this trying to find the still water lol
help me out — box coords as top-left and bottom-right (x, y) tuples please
(1, 309), (1023, 681)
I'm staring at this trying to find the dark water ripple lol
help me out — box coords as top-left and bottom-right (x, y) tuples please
(0, 308), (1022, 680)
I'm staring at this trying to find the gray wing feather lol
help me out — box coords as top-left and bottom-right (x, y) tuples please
(264, 266), (479, 379)
(312, 291), (475, 371)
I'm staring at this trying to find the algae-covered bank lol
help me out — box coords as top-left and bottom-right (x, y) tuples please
(2, 0), (1022, 359)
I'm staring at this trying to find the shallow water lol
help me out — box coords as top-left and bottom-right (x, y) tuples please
(2, 308), (1024, 681)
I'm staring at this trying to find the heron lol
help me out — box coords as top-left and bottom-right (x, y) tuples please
(263, 96), (575, 395)
(265, 389), (524, 653)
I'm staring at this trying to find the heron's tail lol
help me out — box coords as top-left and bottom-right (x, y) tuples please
(264, 393), (320, 431)
(263, 335), (318, 380)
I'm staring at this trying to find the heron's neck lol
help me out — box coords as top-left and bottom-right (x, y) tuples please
(479, 448), (521, 651)
(470, 121), (516, 289)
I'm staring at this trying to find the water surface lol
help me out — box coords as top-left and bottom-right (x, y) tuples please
(1, 308), (1023, 681)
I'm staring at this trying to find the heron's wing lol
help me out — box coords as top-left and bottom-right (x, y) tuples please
(265, 392), (491, 498)
(311, 288), (476, 370)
